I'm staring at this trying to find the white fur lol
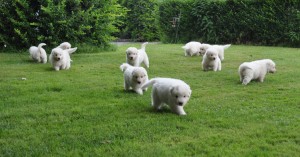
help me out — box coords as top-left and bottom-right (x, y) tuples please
(58, 42), (77, 54)
(238, 59), (276, 85)
(126, 42), (149, 68)
(199, 44), (231, 61)
(120, 63), (148, 95)
(142, 78), (192, 115)
(58, 42), (71, 50)
(29, 43), (47, 63)
(182, 41), (202, 56)
(49, 47), (77, 71)
(202, 47), (221, 71)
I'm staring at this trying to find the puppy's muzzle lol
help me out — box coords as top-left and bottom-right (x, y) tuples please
(130, 57), (133, 60)
(212, 57), (216, 60)
(55, 57), (61, 61)
(178, 102), (183, 106)
(137, 81), (141, 84)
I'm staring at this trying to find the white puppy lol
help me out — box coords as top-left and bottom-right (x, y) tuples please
(238, 59), (276, 85)
(182, 41), (202, 56)
(142, 78), (192, 115)
(58, 42), (77, 54)
(49, 47), (77, 71)
(126, 42), (149, 68)
(58, 42), (71, 49)
(199, 44), (231, 61)
(202, 47), (221, 71)
(29, 43), (47, 63)
(120, 63), (148, 95)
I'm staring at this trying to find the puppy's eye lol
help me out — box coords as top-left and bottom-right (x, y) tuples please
(184, 96), (186, 98)
(141, 76), (143, 78)
(136, 76), (138, 79)
(175, 95), (178, 98)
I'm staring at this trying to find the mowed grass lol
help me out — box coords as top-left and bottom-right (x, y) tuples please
(0, 44), (299, 156)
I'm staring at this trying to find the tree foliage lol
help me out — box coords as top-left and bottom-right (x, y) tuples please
(0, 0), (126, 49)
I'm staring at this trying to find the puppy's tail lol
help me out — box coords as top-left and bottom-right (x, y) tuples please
(141, 42), (149, 50)
(141, 78), (157, 90)
(120, 63), (131, 72)
(38, 43), (46, 54)
(223, 44), (231, 50)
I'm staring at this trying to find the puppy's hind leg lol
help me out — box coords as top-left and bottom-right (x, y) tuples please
(143, 55), (150, 68)
(151, 88), (162, 110)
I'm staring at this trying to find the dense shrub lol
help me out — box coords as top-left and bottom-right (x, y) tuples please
(118, 0), (160, 41)
(0, 0), (126, 49)
(158, 0), (300, 47)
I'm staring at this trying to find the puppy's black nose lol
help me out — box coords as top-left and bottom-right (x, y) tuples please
(137, 81), (141, 84)
(213, 57), (215, 60)
(130, 57), (133, 60)
(178, 102), (183, 106)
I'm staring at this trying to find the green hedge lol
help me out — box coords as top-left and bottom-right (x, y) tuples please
(158, 0), (300, 47)
(0, 0), (126, 49)
(118, 0), (160, 41)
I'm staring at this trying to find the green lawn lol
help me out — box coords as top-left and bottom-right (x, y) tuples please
(0, 44), (299, 156)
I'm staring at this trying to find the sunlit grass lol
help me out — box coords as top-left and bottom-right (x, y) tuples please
(0, 44), (299, 156)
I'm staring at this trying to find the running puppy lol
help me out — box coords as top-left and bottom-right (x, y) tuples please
(126, 42), (149, 68)
(58, 42), (77, 54)
(120, 63), (148, 95)
(202, 47), (221, 71)
(199, 44), (231, 61)
(29, 43), (47, 63)
(182, 41), (202, 56)
(238, 59), (276, 85)
(49, 47), (77, 71)
(142, 78), (192, 115)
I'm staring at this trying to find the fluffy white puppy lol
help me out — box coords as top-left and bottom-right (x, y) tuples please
(239, 59), (276, 85)
(58, 42), (71, 49)
(29, 43), (47, 63)
(49, 47), (77, 71)
(199, 44), (231, 61)
(182, 41), (202, 56)
(58, 42), (77, 54)
(120, 63), (148, 95)
(142, 78), (192, 115)
(202, 47), (221, 71)
(126, 42), (149, 68)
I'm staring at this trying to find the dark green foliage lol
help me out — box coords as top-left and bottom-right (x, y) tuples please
(118, 0), (160, 41)
(158, 0), (300, 47)
(0, 0), (126, 49)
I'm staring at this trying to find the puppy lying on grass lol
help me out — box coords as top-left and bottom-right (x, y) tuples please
(120, 63), (148, 95)
(142, 78), (192, 115)
(29, 43), (47, 63)
(126, 42), (149, 68)
(239, 59), (276, 85)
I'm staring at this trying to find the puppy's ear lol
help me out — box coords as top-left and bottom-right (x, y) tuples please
(170, 86), (178, 95)
(189, 89), (192, 96)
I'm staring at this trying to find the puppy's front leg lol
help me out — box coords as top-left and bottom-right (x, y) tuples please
(54, 66), (60, 71)
(134, 88), (143, 95)
(171, 105), (187, 115)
